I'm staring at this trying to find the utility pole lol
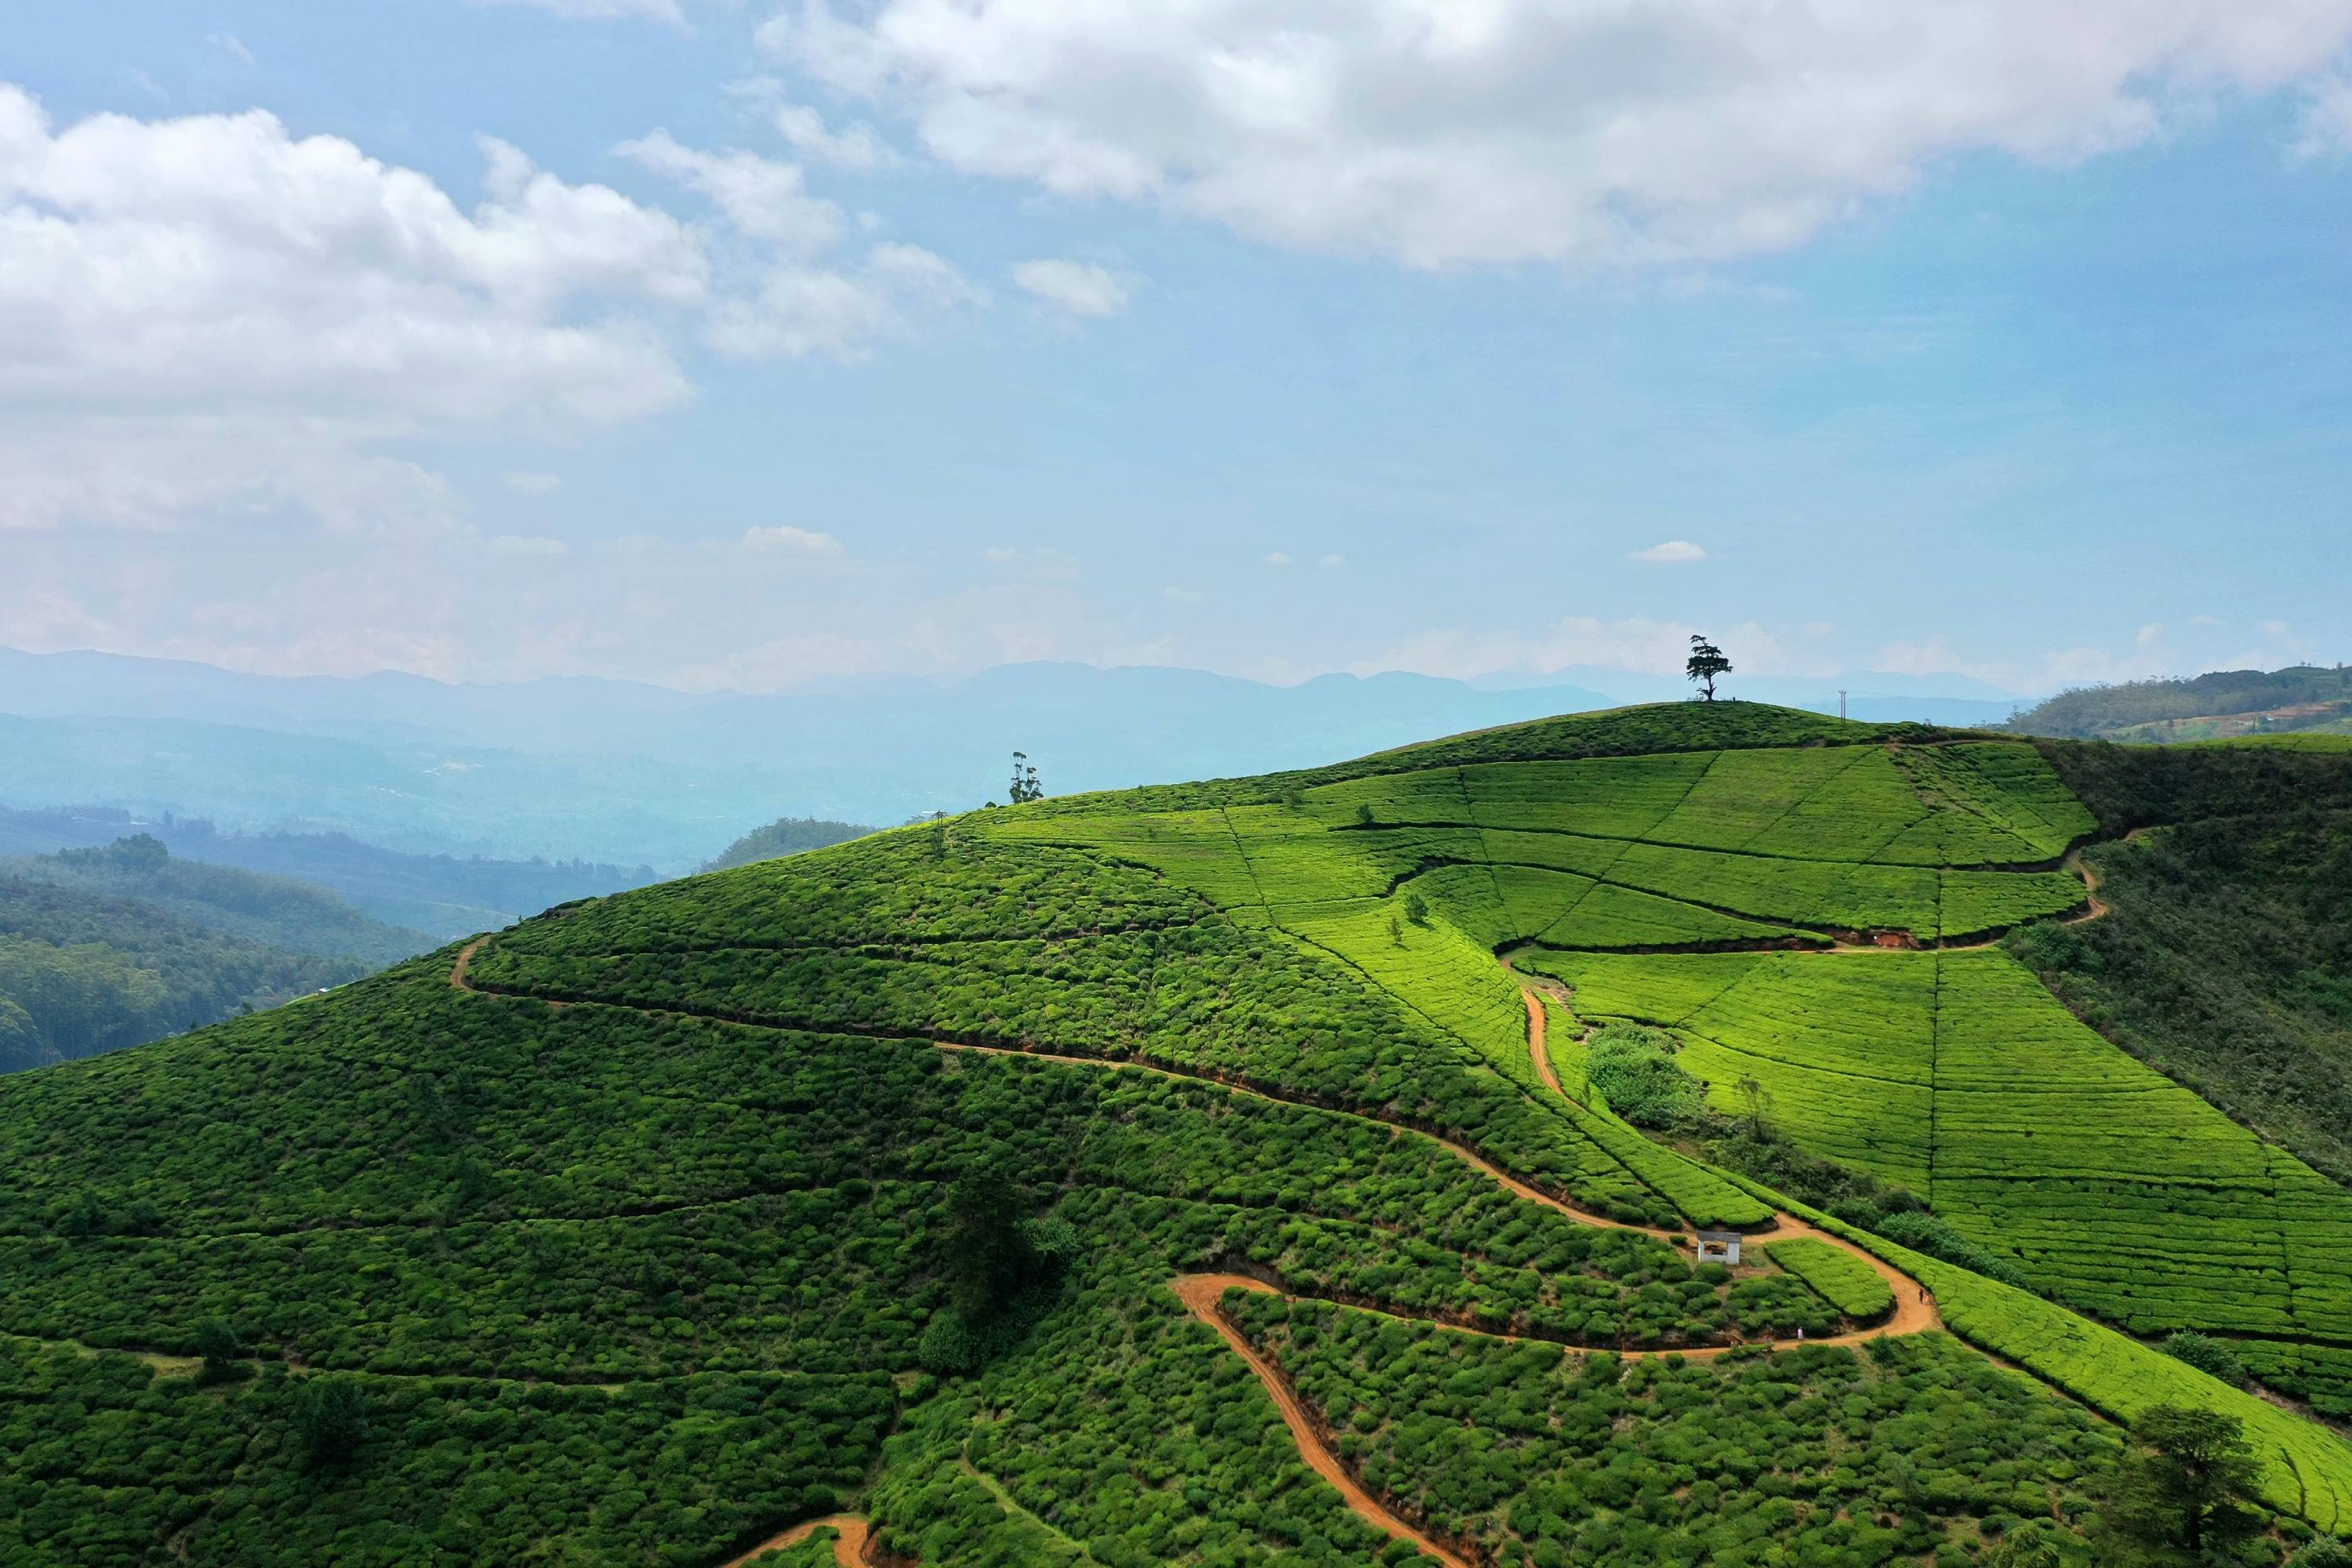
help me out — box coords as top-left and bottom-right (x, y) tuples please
(1839, 689), (1847, 721)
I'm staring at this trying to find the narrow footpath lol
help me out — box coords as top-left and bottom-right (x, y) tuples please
(717, 1514), (869, 1568)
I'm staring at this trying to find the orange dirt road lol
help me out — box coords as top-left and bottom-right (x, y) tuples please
(451, 935), (1942, 1568)
(1517, 983), (1940, 1346)
(717, 1515), (869, 1568)
(1174, 1275), (1472, 1568)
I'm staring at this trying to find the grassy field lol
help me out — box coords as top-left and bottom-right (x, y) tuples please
(4, 701), (2350, 1562)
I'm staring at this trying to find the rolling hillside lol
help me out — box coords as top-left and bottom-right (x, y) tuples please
(2008, 664), (2352, 742)
(4, 704), (2350, 1566)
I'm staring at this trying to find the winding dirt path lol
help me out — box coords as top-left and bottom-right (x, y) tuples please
(1172, 1275), (1474, 1568)
(1517, 981), (1938, 1343)
(449, 938), (1669, 1240)
(718, 1514), (869, 1568)
(452, 934), (1940, 1568)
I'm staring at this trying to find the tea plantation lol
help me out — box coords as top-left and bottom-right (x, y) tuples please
(4, 702), (2350, 1565)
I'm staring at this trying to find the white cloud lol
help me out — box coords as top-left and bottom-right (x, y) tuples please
(1875, 617), (2320, 693)
(742, 524), (844, 554)
(1012, 257), (1139, 318)
(0, 87), (984, 536)
(615, 129), (843, 251)
(487, 534), (571, 557)
(615, 129), (981, 360)
(703, 240), (981, 360)
(1262, 551), (1290, 566)
(770, 0), (2352, 268)
(1319, 554), (1345, 568)
(469, 0), (688, 24)
(505, 470), (564, 495)
(775, 103), (899, 170)
(1631, 539), (1708, 564)
(2298, 79), (2352, 154)
(1163, 586), (1204, 603)
(207, 33), (256, 67)
(0, 86), (709, 531)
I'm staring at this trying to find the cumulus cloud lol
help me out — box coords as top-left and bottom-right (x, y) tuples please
(742, 524), (844, 554)
(1012, 257), (1139, 318)
(0, 85), (981, 534)
(1631, 539), (1708, 563)
(767, 0), (2352, 268)
(616, 128), (981, 359)
(704, 239), (981, 359)
(2297, 78), (2352, 154)
(487, 534), (572, 557)
(777, 104), (898, 169)
(616, 129), (843, 251)
(0, 85), (714, 530)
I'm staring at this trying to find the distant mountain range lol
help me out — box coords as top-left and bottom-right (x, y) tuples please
(0, 646), (2033, 869)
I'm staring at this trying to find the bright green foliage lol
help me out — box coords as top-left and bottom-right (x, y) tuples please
(2161, 1330), (2249, 1388)
(9, 700), (2352, 1559)
(1764, 1238), (1896, 1320)
(746, 1529), (844, 1566)
(1228, 1291), (2122, 1567)
(1546, 945), (2352, 1353)
(2010, 811), (2352, 1186)
(2236, 1341), (2352, 1422)
(0, 1339), (895, 1567)
(1583, 1025), (1704, 1129)
(1743, 1183), (2352, 1534)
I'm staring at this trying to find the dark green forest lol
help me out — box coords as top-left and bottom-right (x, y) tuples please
(700, 815), (877, 873)
(2009, 666), (2352, 742)
(2, 835), (428, 964)
(0, 876), (365, 1073)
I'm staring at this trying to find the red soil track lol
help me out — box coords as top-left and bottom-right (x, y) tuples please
(451, 929), (1943, 1568)
(718, 1514), (869, 1567)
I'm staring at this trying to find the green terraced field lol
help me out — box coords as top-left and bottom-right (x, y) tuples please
(1542, 944), (2352, 1348)
(5, 700), (2350, 1563)
(1765, 1237), (1896, 1320)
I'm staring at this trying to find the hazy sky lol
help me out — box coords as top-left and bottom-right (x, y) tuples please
(5, 1), (2350, 695)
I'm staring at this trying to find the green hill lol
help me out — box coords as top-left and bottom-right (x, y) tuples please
(699, 815), (877, 873)
(2008, 663), (2352, 742)
(2, 835), (430, 967)
(5, 704), (2350, 1566)
(0, 879), (368, 1072)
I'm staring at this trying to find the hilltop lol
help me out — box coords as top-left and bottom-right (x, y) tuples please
(4, 702), (2350, 1566)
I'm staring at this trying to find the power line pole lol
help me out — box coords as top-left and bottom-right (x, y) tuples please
(1839, 689), (1847, 721)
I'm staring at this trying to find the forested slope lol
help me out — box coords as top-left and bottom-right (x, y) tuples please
(0, 880), (365, 1073)
(4, 704), (2350, 1566)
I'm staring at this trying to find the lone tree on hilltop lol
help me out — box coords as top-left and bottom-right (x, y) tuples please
(2100, 1404), (2263, 1562)
(1008, 751), (1044, 804)
(1686, 635), (1732, 702)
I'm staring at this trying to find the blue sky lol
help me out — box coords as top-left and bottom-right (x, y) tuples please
(4, 1), (2350, 696)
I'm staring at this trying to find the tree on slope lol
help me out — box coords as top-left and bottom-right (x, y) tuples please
(1686, 635), (1732, 702)
(2100, 1405), (2263, 1562)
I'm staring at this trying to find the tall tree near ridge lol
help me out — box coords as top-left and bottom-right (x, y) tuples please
(2103, 1405), (2263, 1561)
(1686, 635), (1733, 701)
